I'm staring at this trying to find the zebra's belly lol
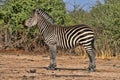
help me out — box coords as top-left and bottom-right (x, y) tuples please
(56, 39), (77, 49)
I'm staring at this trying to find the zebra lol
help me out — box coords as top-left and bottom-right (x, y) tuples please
(24, 9), (96, 72)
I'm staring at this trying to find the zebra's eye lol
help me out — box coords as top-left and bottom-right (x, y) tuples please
(36, 11), (39, 14)
(29, 17), (32, 19)
(29, 17), (33, 21)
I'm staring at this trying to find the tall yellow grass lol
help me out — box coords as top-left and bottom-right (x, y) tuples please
(57, 46), (120, 60)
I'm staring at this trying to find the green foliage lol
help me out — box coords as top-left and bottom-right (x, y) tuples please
(66, 9), (87, 25)
(0, 0), (67, 50)
(0, 0), (66, 33)
(0, 0), (36, 33)
(0, 0), (67, 31)
(35, 0), (67, 25)
(89, 0), (120, 53)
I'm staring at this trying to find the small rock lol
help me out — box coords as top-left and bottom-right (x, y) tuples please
(27, 69), (36, 73)
(113, 64), (116, 67)
(28, 59), (34, 61)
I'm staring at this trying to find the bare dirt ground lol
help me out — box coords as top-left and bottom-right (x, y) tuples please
(0, 51), (120, 80)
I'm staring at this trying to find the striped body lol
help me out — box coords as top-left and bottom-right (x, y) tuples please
(44, 25), (94, 49)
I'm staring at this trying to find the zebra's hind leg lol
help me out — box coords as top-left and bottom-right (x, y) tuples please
(84, 45), (96, 72)
(47, 44), (57, 70)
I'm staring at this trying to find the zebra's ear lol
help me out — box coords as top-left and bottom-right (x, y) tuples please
(38, 8), (45, 12)
(36, 9), (39, 11)
(32, 9), (39, 14)
(36, 9), (41, 14)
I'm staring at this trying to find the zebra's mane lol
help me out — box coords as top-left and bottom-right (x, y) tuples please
(34, 9), (54, 24)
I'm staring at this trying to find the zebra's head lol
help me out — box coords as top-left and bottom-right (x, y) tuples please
(24, 9), (40, 27)
(24, 9), (54, 27)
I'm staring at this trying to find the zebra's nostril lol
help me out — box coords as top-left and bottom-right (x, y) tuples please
(23, 21), (28, 28)
(22, 20), (26, 26)
(24, 25), (28, 29)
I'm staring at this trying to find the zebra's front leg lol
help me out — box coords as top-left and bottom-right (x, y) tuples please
(47, 44), (57, 70)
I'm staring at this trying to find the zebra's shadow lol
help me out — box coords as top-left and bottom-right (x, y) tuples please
(30, 67), (91, 77)
(42, 67), (91, 78)
(30, 66), (87, 71)
(43, 67), (87, 71)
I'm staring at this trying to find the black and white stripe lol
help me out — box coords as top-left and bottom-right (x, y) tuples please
(24, 9), (96, 72)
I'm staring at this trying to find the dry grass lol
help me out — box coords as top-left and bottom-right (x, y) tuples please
(0, 44), (119, 60)
(57, 46), (120, 60)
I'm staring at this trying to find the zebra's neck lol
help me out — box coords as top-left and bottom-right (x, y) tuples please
(37, 16), (53, 35)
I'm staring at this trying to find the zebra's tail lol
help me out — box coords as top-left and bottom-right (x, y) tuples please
(91, 39), (96, 51)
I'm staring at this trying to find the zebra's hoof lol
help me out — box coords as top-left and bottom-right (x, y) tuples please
(88, 65), (96, 72)
(88, 68), (95, 72)
(46, 64), (57, 70)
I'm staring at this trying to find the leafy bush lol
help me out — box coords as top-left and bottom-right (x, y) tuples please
(0, 0), (67, 51)
(89, 0), (120, 54)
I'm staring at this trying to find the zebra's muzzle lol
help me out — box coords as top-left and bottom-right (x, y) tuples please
(23, 20), (28, 28)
